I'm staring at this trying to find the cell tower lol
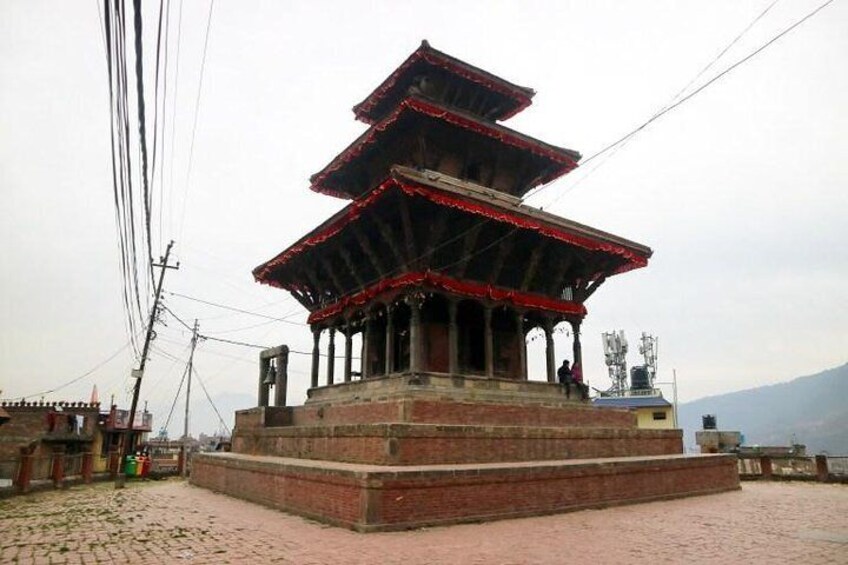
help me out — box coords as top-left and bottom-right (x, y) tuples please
(601, 330), (628, 395)
(638, 332), (658, 389)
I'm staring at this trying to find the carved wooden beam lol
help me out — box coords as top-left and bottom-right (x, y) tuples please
(547, 251), (574, 296)
(398, 197), (417, 269)
(338, 246), (366, 290)
(288, 288), (315, 310)
(455, 221), (484, 278)
(351, 222), (385, 279)
(487, 229), (515, 285)
(520, 240), (547, 292)
(301, 265), (328, 305)
(485, 149), (500, 188)
(426, 208), (451, 267)
(372, 213), (406, 271)
(513, 160), (535, 195)
(319, 255), (346, 297)
(581, 274), (608, 301)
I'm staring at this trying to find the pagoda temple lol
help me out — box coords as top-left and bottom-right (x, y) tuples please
(192, 42), (739, 531)
(252, 40), (650, 388)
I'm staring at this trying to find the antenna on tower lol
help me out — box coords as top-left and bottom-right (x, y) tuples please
(638, 332), (658, 389)
(601, 330), (628, 396)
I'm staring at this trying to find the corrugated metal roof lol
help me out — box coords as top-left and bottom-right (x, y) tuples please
(592, 396), (672, 408)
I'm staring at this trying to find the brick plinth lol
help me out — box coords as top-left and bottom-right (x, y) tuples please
(191, 453), (740, 532)
(233, 423), (682, 465)
(236, 397), (636, 431)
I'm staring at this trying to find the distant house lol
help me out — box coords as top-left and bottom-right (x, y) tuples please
(0, 401), (100, 485)
(593, 395), (676, 430)
(0, 400), (152, 485)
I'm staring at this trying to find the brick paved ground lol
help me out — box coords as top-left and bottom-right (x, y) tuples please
(0, 479), (845, 564)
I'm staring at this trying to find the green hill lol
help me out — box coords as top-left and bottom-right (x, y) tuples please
(678, 363), (848, 454)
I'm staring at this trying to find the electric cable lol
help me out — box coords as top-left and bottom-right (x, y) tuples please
(16, 340), (133, 400)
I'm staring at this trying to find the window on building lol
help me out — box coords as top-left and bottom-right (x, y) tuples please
(652, 411), (667, 421)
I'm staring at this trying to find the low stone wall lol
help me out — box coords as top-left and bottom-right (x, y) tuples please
(738, 454), (848, 483)
(233, 423), (682, 465)
(191, 453), (739, 532)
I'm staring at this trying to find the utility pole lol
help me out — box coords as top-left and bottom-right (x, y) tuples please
(118, 240), (179, 485)
(182, 319), (199, 478)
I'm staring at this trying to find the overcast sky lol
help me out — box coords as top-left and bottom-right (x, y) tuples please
(1, 1), (846, 436)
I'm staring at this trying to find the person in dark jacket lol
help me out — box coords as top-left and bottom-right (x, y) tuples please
(557, 359), (573, 398)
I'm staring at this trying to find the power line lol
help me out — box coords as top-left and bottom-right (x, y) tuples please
(192, 366), (231, 435)
(177, 0), (215, 246)
(167, 291), (308, 326)
(15, 340), (132, 400)
(162, 359), (189, 433)
(538, 0), (781, 210)
(526, 0), (835, 202)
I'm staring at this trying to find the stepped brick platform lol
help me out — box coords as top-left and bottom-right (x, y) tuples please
(192, 376), (740, 531)
(192, 452), (739, 532)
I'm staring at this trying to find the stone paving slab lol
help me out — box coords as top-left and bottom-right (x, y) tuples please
(0, 478), (845, 564)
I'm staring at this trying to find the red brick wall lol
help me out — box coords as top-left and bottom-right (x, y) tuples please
(191, 455), (363, 527)
(233, 424), (682, 465)
(191, 453), (739, 532)
(0, 406), (98, 460)
(280, 399), (636, 429)
(374, 455), (739, 529)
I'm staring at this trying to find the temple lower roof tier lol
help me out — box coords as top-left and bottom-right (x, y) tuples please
(254, 167), (651, 319)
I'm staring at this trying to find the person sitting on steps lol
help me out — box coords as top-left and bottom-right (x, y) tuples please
(557, 359), (573, 398)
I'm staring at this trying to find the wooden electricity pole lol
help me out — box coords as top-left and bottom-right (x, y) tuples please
(119, 240), (179, 482)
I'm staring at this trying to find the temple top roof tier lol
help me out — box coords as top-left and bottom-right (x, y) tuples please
(353, 41), (535, 125)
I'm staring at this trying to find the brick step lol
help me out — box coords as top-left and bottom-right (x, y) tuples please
(191, 452), (740, 532)
(236, 397), (637, 430)
(232, 422), (682, 465)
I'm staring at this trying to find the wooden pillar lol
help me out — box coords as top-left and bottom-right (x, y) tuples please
(344, 324), (353, 382)
(258, 356), (270, 407)
(108, 450), (120, 480)
(815, 455), (829, 482)
(274, 347), (289, 407)
(51, 446), (65, 488)
(448, 300), (459, 374)
(362, 317), (372, 379)
(310, 328), (321, 388)
(760, 456), (773, 480)
(82, 451), (94, 484)
(570, 319), (583, 368)
(409, 298), (422, 373)
(326, 328), (336, 386)
(517, 313), (527, 380)
(484, 305), (494, 378)
(15, 447), (34, 493)
(544, 318), (556, 383)
(385, 307), (395, 375)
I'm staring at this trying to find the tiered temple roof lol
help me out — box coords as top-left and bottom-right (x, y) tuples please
(254, 41), (651, 384)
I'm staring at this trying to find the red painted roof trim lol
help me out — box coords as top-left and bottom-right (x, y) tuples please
(253, 176), (648, 284)
(353, 43), (534, 125)
(306, 271), (587, 325)
(311, 97), (579, 200)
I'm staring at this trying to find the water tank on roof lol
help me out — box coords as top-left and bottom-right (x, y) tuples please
(630, 366), (650, 390)
(702, 414), (717, 430)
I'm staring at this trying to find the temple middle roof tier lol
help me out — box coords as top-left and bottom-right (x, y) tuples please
(256, 167), (651, 316)
(311, 96), (581, 200)
(353, 40), (535, 125)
